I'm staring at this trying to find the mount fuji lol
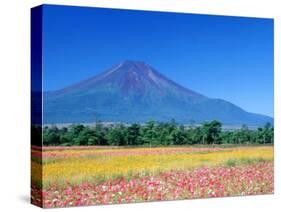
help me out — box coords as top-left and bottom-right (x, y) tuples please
(43, 60), (273, 125)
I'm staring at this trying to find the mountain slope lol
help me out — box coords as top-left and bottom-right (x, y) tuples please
(43, 60), (273, 125)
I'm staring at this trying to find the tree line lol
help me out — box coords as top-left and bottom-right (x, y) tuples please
(31, 120), (274, 146)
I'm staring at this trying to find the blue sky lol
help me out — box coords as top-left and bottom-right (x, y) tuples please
(42, 5), (274, 117)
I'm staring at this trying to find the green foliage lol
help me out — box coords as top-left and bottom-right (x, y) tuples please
(41, 120), (274, 147)
(106, 124), (127, 146)
(201, 120), (222, 144)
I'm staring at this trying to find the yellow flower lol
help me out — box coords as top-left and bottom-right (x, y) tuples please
(35, 146), (273, 188)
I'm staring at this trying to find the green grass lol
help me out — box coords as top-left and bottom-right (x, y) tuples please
(225, 157), (270, 167)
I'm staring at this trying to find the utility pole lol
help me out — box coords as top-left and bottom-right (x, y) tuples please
(93, 112), (100, 127)
(203, 135), (205, 145)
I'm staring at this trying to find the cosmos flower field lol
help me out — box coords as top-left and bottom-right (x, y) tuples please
(31, 146), (273, 208)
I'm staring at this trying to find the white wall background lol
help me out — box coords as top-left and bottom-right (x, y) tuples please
(0, 0), (280, 211)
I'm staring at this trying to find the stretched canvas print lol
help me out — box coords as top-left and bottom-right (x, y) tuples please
(31, 4), (274, 208)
